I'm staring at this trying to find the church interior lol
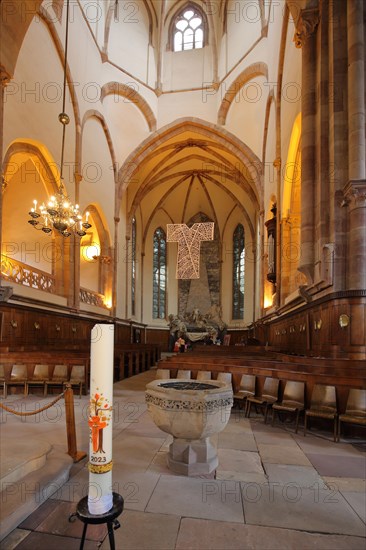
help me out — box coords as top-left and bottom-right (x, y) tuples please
(0, 0), (365, 548)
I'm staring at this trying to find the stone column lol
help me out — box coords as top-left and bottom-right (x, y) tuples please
(344, 1), (365, 290)
(0, 67), (11, 281)
(124, 234), (130, 318)
(328, 0), (348, 291)
(347, 0), (365, 182)
(112, 216), (120, 317)
(344, 182), (366, 289)
(294, 8), (320, 285)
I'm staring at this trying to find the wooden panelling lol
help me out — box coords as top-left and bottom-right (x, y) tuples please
(267, 294), (366, 359)
(350, 304), (366, 345)
(146, 328), (169, 350)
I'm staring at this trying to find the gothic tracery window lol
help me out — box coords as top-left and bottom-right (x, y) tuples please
(153, 227), (166, 319)
(232, 224), (245, 319)
(173, 6), (205, 52)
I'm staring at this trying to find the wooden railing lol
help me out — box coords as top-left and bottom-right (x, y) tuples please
(1, 255), (55, 293)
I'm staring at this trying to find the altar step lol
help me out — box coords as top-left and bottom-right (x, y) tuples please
(0, 437), (73, 541)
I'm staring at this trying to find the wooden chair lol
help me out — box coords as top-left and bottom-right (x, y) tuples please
(156, 368), (170, 379)
(246, 377), (279, 423)
(45, 364), (68, 395)
(26, 364), (49, 396)
(337, 389), (366, 442)
(304, 384), (338, 442)
(217, 372), (232, 388)
(272, 380), (305, 433)
(197, 371), (212, 381)
(69, 365), (86, 397)
(177, 370), (191, 379)
(233, 374), (256, 415)
(7, 364), (28, 396)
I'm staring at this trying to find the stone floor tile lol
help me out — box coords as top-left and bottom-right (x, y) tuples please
(216, 449), (267, 483)
(253, 429), (300, 446)
(35, 500), (107, 541)
(18, 499), (60, 530)
(146, 451), (176, 476)
(99, 510), (180, 550)
(0, 529), (30, 550)
(107, 468), (161, 511)
(218, 427), (257, 452)
(323, 477), (366, 493)
(340, 491), (366, 523)
(264, 463), (328, 489)
(257, 443), (312, 466)
(250, 419), (285, 433)
(305, 453), (366, 478)
(146, 475), (244, 522)
(175, 518), (365, 550)
(243, 484), (366, 536)
(13, 531), (98, 549)
(294, 434), (364, 456)
(112, 435), (166, 471)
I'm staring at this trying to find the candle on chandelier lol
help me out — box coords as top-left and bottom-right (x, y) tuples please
(88, 323), (114, 515)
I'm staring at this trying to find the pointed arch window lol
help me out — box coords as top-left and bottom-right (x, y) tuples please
(172, 6), (206, 51)
(131, 217), (136, 316)
(153, 227), (167, 319)
(232, 224), (245, 319)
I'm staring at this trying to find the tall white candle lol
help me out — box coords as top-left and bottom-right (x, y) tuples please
(88, 323), (114, 514)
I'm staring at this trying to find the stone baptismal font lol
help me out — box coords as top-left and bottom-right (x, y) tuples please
(145, 379), (233, 476)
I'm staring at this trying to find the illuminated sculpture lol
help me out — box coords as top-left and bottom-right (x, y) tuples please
(167, 222), (214, 279)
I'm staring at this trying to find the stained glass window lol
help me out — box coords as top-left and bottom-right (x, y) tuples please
(153, 227), (166, 319)
(232, 224), (245, 319)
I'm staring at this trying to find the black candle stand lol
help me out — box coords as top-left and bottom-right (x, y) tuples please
(69, 492), (124, 550)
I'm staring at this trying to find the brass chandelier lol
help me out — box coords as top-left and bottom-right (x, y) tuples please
(28, 0), (91, 237)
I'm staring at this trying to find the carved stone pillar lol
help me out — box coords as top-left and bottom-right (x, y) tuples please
(347, 0), (365, 182)
(294, 8), (320, 285)
(343, 181), (366, 289)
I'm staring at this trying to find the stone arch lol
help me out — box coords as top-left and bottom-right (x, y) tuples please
(262, 89), (276, 164)
(217, 62), (268, 125)
(81, 110), (117, 174)
(117, 117), (263, 209)
(3, 139), (60, 195)
(2, 139), (61, 277)
(100, 81), (157, 132)
(79, 203), (112, 305)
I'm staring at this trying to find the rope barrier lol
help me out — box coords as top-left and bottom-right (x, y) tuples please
(0, 390), (66, 416)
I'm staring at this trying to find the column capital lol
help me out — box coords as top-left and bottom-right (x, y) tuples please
(273, 157), (281, 170)
(293, 8), (320, 48)
(343, 180), (366, 209)
(74, 171), (83, 185)
(0, 66), (11, 87)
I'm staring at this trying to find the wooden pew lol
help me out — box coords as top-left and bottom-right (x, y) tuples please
(156, 355), (366, 413)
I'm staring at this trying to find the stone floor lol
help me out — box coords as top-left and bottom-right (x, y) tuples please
(1, 369), (365, 549)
